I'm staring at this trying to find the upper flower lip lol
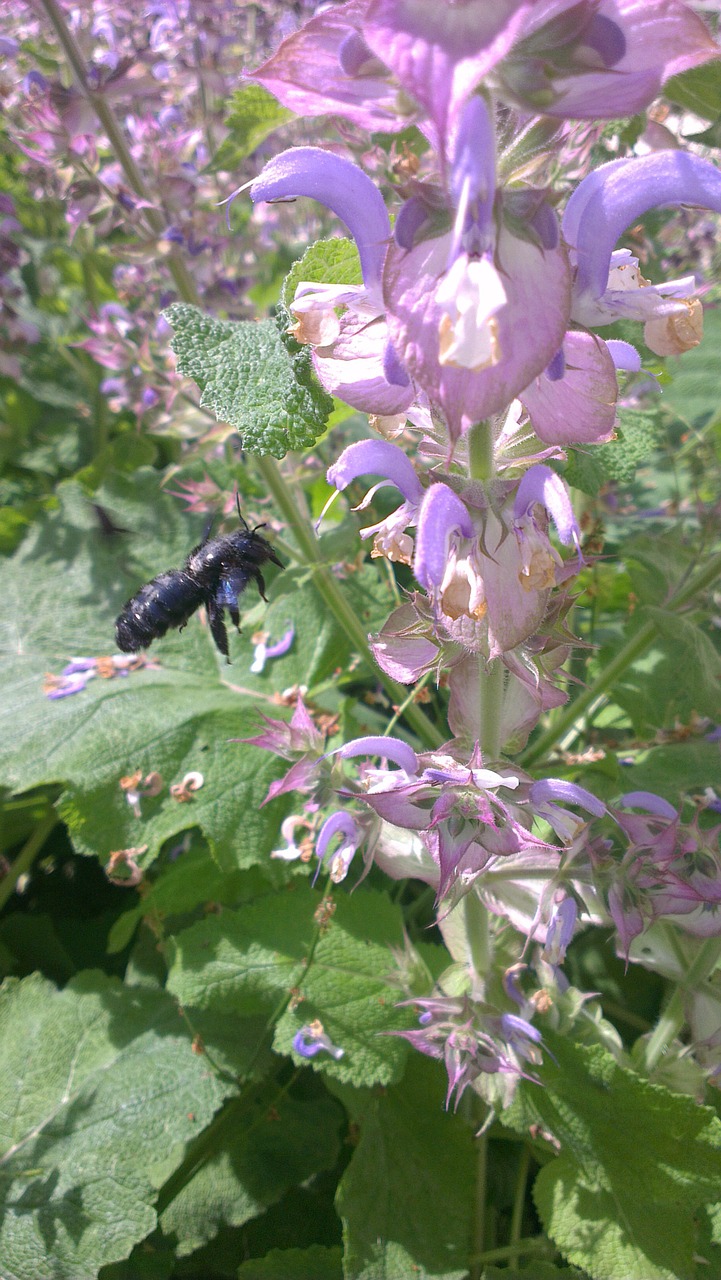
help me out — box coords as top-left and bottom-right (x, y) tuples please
(249, 146), (391, 297)
(563, 151), (721, 311)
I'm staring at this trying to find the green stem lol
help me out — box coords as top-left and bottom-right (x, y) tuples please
(470, 1236), (554, 1267)
(469, 1128), (488, 1280)
(467, 420), (494, 483)
(466, 420), (501, 754)
(0, 811), (58, 913)
(255, 457), (442, 751)
(38, 0), (201, 306)
(508, 1144), (531, 1269)
(520, 548), (721, 767)
(644, 932), (721, 1072)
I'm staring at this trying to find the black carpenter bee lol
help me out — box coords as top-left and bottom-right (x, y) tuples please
(115, 503), (283, 661)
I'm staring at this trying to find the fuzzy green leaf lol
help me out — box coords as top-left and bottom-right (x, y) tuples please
(166, 883), (411, 1087)
(508, 1033), (721, 1280)
(665, 63), (721, 121)
(159, 1087), (343, 1255)
(207, 85), (293, 173)
(0, 971), (230, 1280)
(237, 1245), (343, 1279)
(164, 304), (333, 457)
(565, 408), (664, 495)
(281, 236), (362, 310)
(337, 1055), (475, 1279)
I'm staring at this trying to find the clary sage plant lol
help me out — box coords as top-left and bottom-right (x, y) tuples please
(245, 0), (721, 1111)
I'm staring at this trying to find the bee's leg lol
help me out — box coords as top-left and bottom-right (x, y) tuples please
(253, 568), (268, 601)
(228, 601), (241, 634)
(207, 598), (230, 661)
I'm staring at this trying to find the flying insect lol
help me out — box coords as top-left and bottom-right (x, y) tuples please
(115, 504), (283, 661)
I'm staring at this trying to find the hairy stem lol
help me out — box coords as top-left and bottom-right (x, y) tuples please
(480, 657), (503, 763)
(467, 419), (494, 484)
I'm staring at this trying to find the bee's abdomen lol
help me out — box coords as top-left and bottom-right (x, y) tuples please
(115, 571), (205, 652)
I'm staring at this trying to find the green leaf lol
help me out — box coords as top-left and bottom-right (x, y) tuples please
(613, 740), (721, 799)
(622, 530), (700, 606)
(565, 409), (664, 495)
(167, 883), (412, 1086)
(163, 304), (333, 458)
(159, 1087), (343, 1255)
(600, 409), (664, 483)
(207, 85), (293, 173)
(641, 606), (721, 719)
(598, 608), (721, 733)
(507, 1033), (721, 1280)
(481, 1268), (586, 1279)
(336, 1055), (475, 1279)
(0, 476), (346, 873)
(665, 63), (721, 121)
(0, 971), (230, 1280)
(237, 1245), (343, 1279)
(281, 237), (362, 310)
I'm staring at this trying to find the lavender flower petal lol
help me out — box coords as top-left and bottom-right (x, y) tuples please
(514, 465), (580, 548)
(564, 152), (721, 306)
(519, 331), (617, 446)
(335, 735), (419, 775)
(327, 439), (423, 504)
(530, 778), (607, 817)
(250, 147), (391, 294)
(618, 791), (678, 820)
(414, 484), (474, 592)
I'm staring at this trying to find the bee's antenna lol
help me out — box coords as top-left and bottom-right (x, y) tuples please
(236, 492), (250, 530)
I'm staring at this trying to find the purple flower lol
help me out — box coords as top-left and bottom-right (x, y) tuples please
(242, 695), (324, 758)
(327, 439), (423, 506)
(413, 479), (573, 661)
(592, 795), (721, 956)
(250, 147), (390, 299)
(394, 991), (544, 1111)
(564, 151), (721, 344)
(253, 0), (717, 144)
(250, 624), (295, 675)
(519, 331), (618, 446)
(250, 148), (415, 416)
(251, 1), (404, 135)
(414, 484), (475, 593)
(541, 896), (578, 971)
(315, 810), (365, 882)
(334, 734), (419, 776)
(292, 1020), (345, 1061)
(362, 1), (534, 141)
(513, 465), (581, 568)
(383, 95), (571, 441)
(326, 438), (422, 564)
